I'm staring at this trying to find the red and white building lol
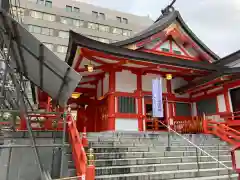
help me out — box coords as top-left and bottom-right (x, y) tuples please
(64, 7), (240, 132)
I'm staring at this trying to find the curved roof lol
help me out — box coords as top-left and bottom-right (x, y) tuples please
(112, 10), (220, 61)
(65, 31), (220, 72)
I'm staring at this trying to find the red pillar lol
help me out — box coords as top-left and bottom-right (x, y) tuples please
(167, 80), (174, 119)
(108, 71), (116, 131)
(76, 107), (85, 132)
(137, 73), (143, 131)
(224, 87), (231, 113)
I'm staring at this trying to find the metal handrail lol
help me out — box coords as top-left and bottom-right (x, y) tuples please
(159, 120), (232, 170)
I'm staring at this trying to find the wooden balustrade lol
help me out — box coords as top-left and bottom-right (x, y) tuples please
(172, 116), (204, 134)
(203, 119), (240, 145)
(67, 114), (95, 180)
(145, 116), (204, 133)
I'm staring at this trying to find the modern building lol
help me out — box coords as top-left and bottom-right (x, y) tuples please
(10, 0), (153, 60)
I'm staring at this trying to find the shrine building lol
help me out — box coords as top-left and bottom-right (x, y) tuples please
(64, 7), (240, 132)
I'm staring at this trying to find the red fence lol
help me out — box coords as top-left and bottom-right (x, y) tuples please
(145, 116), (204, 134)
(172, 116), (204, 134)
(67, 114), (95, 180)
(203, 119), (240, 146)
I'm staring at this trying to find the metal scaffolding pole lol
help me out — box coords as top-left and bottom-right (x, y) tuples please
(60, 115), (67, 177)
(0, 25), (45, 180)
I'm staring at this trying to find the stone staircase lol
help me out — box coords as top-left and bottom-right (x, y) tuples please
(67, 132), (238, 180)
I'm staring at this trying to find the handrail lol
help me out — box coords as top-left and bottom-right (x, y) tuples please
(159, 120), (232, 170)
(67, 114), (95, 180)
(204, 119), (240, 146)
(67, 114), (87, 180)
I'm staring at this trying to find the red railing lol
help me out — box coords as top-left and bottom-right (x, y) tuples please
(203, 119), (240, 146)
(172, 116), (204, 134)
(67, 114), (95, 180)
(18, 114), (64, 131)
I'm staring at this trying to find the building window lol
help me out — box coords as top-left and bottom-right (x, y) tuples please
(92, 11), (98, 18)
(87, 22), (98, 30)
(60, 17), (73, 25)
(176, 103), (191, 116)
(28, 25), (41, 34)
(196, 98), (217, 115)
(66, 5), (72, 12)
(98, 38), (110, 44)
(57, 45), (68, 54)
(123, 18), (128, 24)
(112, 27), (122, 35)
(116, 16), (121, 23)
(99, 24), (109, 32)
(118, 96), (136, 114)
(11, 7), (25, 21)
(122, 29), (131, 36)
(28, 25), (54, 36)
(73, 19), (84, 27)
(30, 11), (43, 19)
(41, 27), (54, 36)
(45, 0), (52, 8)
(173, 50), (182, 55)
(58, 31), (69, 39)
(37, 0), (44, 5)
(99, 13), (105, 20)
(43, 43), (54, 51)
(73, 7), (80, 13)
(161, 48), (170, 52)
(43, 13), (56, 21)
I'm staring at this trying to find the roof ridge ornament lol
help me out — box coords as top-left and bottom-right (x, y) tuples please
(161, 0), (176, 15)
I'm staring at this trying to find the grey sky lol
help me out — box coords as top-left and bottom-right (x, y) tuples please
(76, 0), (240, 57)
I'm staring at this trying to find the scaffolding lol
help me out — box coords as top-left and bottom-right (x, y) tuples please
(0, 1), (82, 179)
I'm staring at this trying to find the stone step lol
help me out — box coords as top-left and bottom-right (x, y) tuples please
(87, 132), (217, 139)
(68, 155), (231, 168)
(92, 150), (229, 159)
(95, 161), (232, 176)
(67, 168), (76, 177)
(89, 142), (227, 148)
(173, 174), (238, 180)
(87, 136), (222, 142)
(92, 155), (231, 167)
(91, 146), (229, 153)
(88, 136), (222, 141)
(95, 168), (235, 180)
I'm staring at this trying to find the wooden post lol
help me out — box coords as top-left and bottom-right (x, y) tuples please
(137, 73), (143, 131)
(108, 71), (116, 131)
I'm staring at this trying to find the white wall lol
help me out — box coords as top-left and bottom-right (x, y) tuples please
(142, 74), (167, 92)
(97, 80), (102, 98)
(103, 73), (109, 95)
(115, 118), (138, 131)
(115, 70), (137, 92)
(171, 77), (190, 98)
(217, 94), (226, 112)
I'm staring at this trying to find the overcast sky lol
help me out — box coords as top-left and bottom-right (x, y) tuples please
(76, 0), (240, 58)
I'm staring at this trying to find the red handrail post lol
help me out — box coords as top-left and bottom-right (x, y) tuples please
(44, 118), (52, 130)
(202, 118), (209, 134)
(19, 115), (27, 130)
(86, 165), (95, 180)
(82, 126), (88, 148)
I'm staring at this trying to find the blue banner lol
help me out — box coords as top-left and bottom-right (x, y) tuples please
(152, 78), (164, 117)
